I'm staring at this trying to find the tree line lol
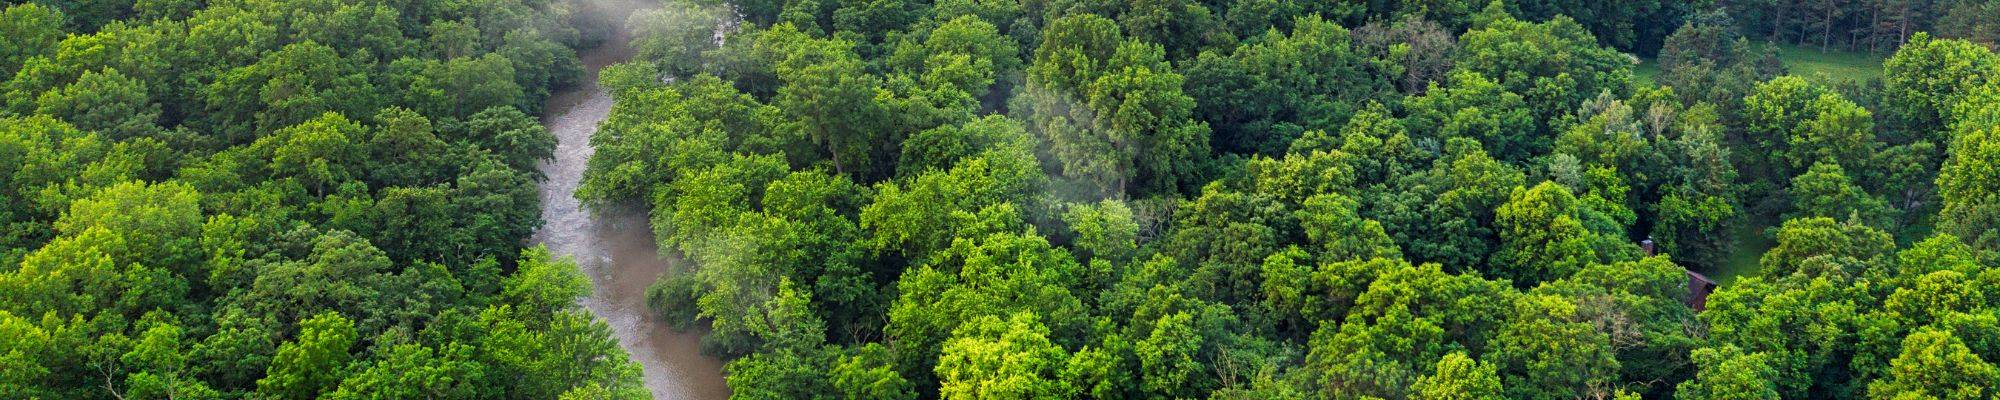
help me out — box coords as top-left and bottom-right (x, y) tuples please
(1730, 0), (1998, 52)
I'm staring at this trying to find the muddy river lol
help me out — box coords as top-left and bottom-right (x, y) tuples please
(531, 16), (731, 400)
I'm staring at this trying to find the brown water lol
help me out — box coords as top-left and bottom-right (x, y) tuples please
(532, 19), (731, 400)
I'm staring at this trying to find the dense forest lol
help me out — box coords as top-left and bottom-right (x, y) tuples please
(584, 0), (2000, 398)
(4, 0), (2000, 397)
(0, 0), (653, 397)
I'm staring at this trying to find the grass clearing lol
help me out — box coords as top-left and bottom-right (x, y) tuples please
(1769, 42), (1885, 83)
(1714, 218), (1775, 285)
(1633, 58), (1662, 85)
(1632, 42), (1887, 86)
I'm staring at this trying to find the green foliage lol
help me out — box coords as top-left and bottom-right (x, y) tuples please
(1492, 181), (1600, 286)
(1744, 76), (1878, 176)
(258, 312), (357, 399)
(204, 41), (380, 143)
(1788, 162), (1892, 229)
(1410, 352), (1504, 400)
(1023, 14), (1211, 196)
(863, 149), (1042, 260)
(832, 343), (915, 400)
(35, 68), (159, 141)
(890, 15), (1022, 101)
(1402, 70), (1537, 161)
(0, 0), (648, 397)
(1183, 15), (1388, 155)
(935, 313), (1075, 399)
(0, 4), (65, 79)
(1675, 346), (1782, 400)
(1938, 113), (2000, 249)
(769, 24), (899, 180)
(1761, 216), (1895, 278)
(1882, 33), (1999, 137)
(628, 2), (727, 79)
(502, 246), (589, 319)
(1454, 7), (1633, 125)
(1656, 10), (1783, 114)
(1865, 329), (1998, 399)
(18, 0), (2000, 398)
(1490, 293), (1622, 400)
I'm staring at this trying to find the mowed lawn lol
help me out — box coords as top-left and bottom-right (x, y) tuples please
(1634, 42), (1886, 85)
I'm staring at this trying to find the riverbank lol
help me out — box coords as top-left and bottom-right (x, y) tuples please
(532, 5), (731, 398)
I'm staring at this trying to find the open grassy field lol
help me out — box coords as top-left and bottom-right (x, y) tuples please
(1771, 42), (1886, 82)
(1634, 42), (1887, 85)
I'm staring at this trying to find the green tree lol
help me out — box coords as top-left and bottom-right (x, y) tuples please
(0, 4), (64, 78)
(768, 24), (897, 180)
(35, 67), (159, 141)
(56, 180), (203, 277)
(723, 348), (835, 400)
(1673, 346), (1781, 400)
(454, 106), (555, 175)
(1453, 6), (1633, 125)
(478, 308), (647, 399)
(628, 2), (726, 79)
(1789, 93), (1875, 171)
(885, 229), (1088, 393)
(1182, 15), (1388, 155)
(1410, 352), (1504, 400)
(1865, 329), (1999, 400)
(502, 246), (589, 320)
(1161, 183), (1288, 306)
(258, 312), (357, 400)
(1391, 139), (1525, 269)
(324, 343), (486, 399)
(935, 313), (1075, 400)
(1937, 117), (2000, 249)
(391, 53), (527, 119)
(204, 41), (379, 143)
(832, 343), (915, 400)
(1024, 14), (1210, 196)
(1657, 10), (1782, 113)
(1490, 293), (1622, 400)
(896, 115), (1033, 177)
(1699, 274), (1868, 397)
(1295, 193), (1399, 262)
(1061, 199), (1140, 264)
(1787, 161), (1892, 229)
(1744, 76), (1875, 175)
(888, 15), (1021, 101)
(862, 149), (1042, 259)
(363, 107), (451, 186)
(1761, 216), (1895, 278)
(1307, 261), (1515, 399)
(1881, 33), (1998, 137)
(1401, 71), (1537, 161)
(1492, 182), (1599, 286)
(253, 112), (366, 195)
(1134, 311), (1205, 397)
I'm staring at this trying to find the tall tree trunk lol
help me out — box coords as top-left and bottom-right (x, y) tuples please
(1869, 2), (1881, 52)
(1773, 2), (1789, 42)
(1896, 2), (1910, 48)
(1824, 3), (1835, 51)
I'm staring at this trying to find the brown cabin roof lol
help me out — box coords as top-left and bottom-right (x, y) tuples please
(1685, 270), (1718, 312)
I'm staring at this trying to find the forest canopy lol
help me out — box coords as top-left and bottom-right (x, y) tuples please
(584, 0), (2000, 398)
(0, 0), (650, 397)
(5, 0), (2000, 397)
